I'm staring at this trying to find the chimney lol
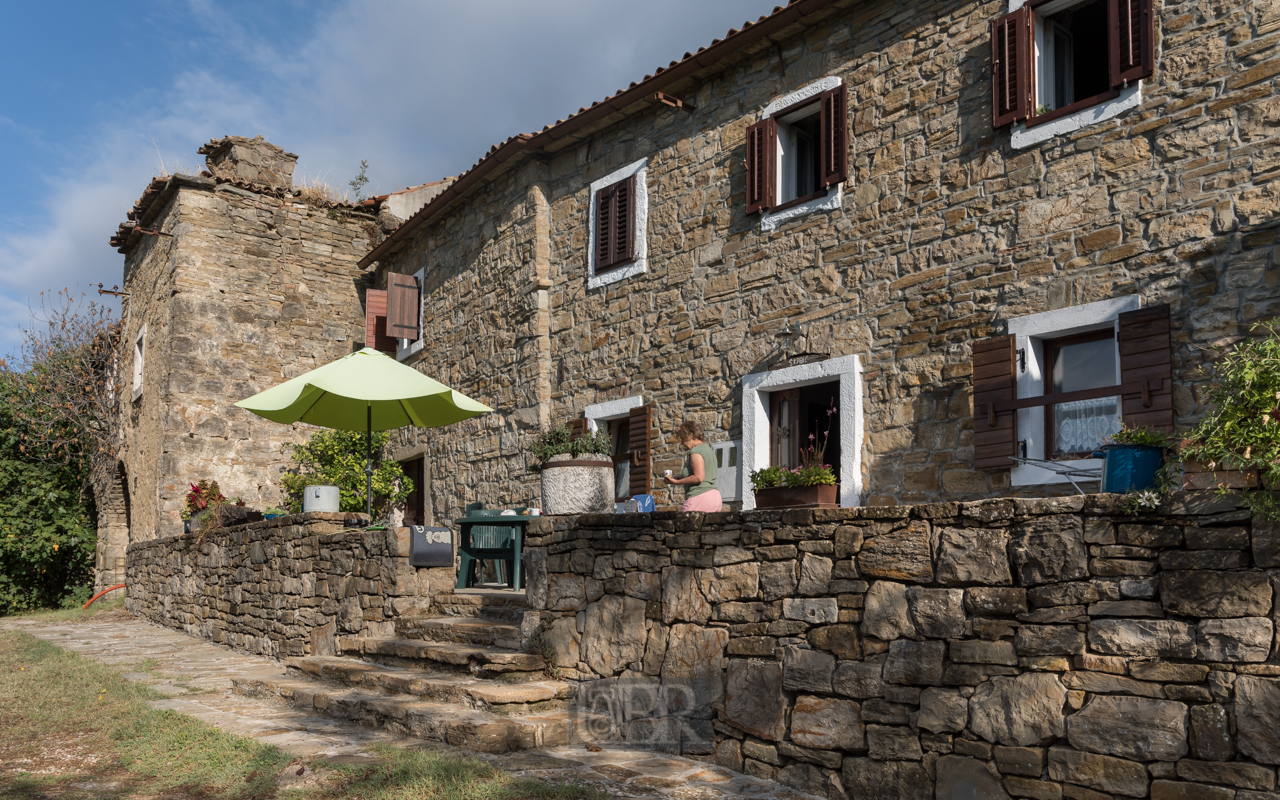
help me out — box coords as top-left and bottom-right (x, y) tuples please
(197, 135), (299, 189)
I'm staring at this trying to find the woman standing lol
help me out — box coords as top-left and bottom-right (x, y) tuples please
(664, 420), (721, 512)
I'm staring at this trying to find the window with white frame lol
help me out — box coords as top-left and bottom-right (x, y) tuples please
(991, 0), (1153, 147)
(972, 295), (1175, 485)
(131, 325), (146, 401)
(587, 158), (648, 290)
(745, 77), (848, 231)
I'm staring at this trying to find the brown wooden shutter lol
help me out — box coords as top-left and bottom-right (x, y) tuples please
(628, 404), (652, 497)
(991, 8), (1029, 128)
(973, 334), (1019, 470)
(819, 84), (848, 188)
(1111, 0), (1154, 86)
(596, 183), (615, 271)
(569, 416), (589, 439)
(364, 289), (396, 353)
(1118, 304), (1174, 432)
(614, 175), (636, 265)
(386, 273), (420, 341)
(403, 457), (424, 525)
(745, 117), (776, 214)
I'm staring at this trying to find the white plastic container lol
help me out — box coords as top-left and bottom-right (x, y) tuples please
(303, 485), (340, 513)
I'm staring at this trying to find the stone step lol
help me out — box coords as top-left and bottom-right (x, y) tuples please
(395, 615), (523, 650)
(337, 636), (547, 681)
(435, 591), (529, 622)
(232, 673), (612, 754)
(284, 655), (575, 715)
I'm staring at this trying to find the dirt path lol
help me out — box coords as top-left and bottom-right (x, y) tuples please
(3, 613), (815, 800)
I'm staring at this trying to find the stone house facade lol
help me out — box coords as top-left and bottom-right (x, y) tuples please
(100, 136), (378, 587)
(359, 0), (1280, 523)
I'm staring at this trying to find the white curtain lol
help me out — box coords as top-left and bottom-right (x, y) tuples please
(1054, 397), (1122, 455)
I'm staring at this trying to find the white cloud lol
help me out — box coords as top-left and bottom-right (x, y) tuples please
(0, 0), (780, 353)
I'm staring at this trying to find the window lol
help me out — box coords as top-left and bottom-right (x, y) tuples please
(1042, 330), (1122, 457)
(746, 79), (848, 225)
(769, 382), (841, 474)
(588, 158), (649, 289)
(972, 297), (1174, 484)
(991, 0), (1152, 136)
(131, 325), (146, 401)
(581, 396), (652, 502)
(595, 175), (636, 274)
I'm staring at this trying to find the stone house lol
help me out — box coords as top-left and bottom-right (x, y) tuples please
(99, 136), (384, 587)
(358, 0), (1279, 525)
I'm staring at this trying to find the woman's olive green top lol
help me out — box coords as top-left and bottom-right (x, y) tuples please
(679, 443), (718, 498)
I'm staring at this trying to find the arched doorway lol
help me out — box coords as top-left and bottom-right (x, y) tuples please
(94, 463), (131, 591)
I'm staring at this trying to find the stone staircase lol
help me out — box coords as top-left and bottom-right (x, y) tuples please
(232, 599), (610, 753)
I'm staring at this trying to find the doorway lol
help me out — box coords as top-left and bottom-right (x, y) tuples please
(769, 381), (841, 476)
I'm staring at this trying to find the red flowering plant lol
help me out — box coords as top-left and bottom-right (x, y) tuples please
(182, 479), (226, 521)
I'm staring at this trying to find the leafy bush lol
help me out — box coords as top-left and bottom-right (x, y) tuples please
(280, 429), (411, 515)
(527, 425), (611, 473)
(1107, 425), (1176, 448)
(1180, 321), (1280, 519)
(182, 480), (226, 521)
(0, 391), (95, 614)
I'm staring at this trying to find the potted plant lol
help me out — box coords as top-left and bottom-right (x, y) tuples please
(1178, 322), (1280, 519)
(750, 402), (838, 509)
(529, 425), (614, 515)
(1093, 425), (1175, 494)
(262, 507), (287, 520)
(182, 480), (226, 534)
(280, 429), (411, 517)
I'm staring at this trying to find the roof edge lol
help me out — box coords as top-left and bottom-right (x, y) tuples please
(358, 0), (837, 269)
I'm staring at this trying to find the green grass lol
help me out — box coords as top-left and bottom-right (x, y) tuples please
(0, 621), (613, 800)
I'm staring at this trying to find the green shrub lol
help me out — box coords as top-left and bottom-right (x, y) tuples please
(280, 429), (411, 515)
(527, 425), (611, 472)
(1107, 425), (1176, 448)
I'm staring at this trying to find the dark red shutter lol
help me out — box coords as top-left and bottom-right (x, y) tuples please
(745, 117), (776, 214)
(596, 183), (615, 271)
(386, 273), (420, 341)
(1111, 0), (1154, 86)
(991, 8), (1029, 128)
(973, 335), (1018, 470)
(364, 289), (396, 353)
(1118, 304), (1174, 432)
(819, 85), (848, 188)
(628, 405), (652, 497)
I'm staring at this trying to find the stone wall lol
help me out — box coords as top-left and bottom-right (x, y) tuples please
(124, 513), (452, 658)
(375, 0), (1280, 517)
(113, 137), (376, 552)
(525, 492), (1280, 799)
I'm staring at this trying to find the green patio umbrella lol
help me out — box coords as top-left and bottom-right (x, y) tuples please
(235, 347), (492, 516)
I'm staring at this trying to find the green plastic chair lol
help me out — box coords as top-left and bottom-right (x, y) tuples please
(456, 502), (527, 589)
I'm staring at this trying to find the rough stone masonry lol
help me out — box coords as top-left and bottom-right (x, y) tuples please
(130, 491), (1280, 799)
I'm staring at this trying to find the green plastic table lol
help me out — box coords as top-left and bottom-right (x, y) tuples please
(453, 510), (531, 590)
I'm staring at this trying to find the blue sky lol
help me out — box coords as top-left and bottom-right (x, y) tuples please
(0, 0), (781, 353)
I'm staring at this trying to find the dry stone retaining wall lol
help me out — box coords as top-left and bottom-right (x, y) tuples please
(526, 492), (1280, 799)
(124, 513), (451, 658)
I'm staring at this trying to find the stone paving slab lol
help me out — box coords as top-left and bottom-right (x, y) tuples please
(2, 615), (818, 800)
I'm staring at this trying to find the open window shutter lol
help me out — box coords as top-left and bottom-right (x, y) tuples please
(569, 416), (589, 439)
(596, 183), (615, 271)
(614, 175), (636, 265)
(1118, 304), (1174, 432)
(745, 117), (776, 214)
(819, 84), (849, 188)
(386, 273), (420, 341)
(1111, 0), (1154, 86)
(973, 334), (1018, 470)
(364, 289), (396, 353)
(628, 404), (651, 497)
(990, 8), (1029, 128)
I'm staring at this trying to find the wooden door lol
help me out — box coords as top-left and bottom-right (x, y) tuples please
(769, 389), (800, 468)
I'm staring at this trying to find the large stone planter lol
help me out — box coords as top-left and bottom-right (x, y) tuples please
(540, 453), (613, 514)
(754, 484), (838, 509)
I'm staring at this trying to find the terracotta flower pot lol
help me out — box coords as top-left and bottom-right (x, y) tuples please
(753, 484), (838, 509)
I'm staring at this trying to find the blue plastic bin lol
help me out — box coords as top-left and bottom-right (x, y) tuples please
(1095, 444), (1165, 493)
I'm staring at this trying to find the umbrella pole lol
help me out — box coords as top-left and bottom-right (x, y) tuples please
(365, 404), (373, 519)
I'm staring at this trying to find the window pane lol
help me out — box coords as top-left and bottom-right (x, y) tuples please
(1053, 397), (1122, 456)
(778, 398), (792, 468)
(615, 461), (631, 499)
(1051, 337), (1115, 394)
